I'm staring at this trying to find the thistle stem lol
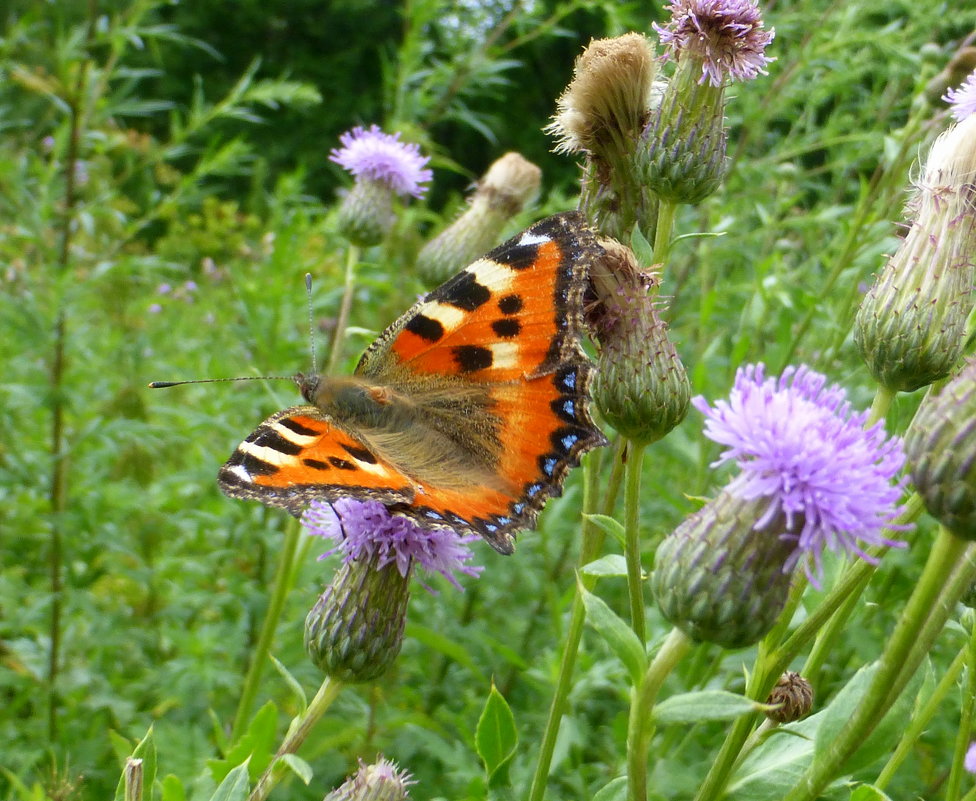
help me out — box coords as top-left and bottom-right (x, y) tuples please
(627, 628), (693, 801)
(653, 199), (677, 267)
(783, 529), (974, 801)
(231, 517), (303, 744)
(624, 442), (648, 641)
(946, 621), (976, 801)
(327, 244), (360, 374)
(247, 676), (342, 801)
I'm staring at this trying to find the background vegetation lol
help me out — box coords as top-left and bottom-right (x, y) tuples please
(2, 0), (975, 799)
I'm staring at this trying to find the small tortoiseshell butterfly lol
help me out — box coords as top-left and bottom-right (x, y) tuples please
(217, 211), (608, 554)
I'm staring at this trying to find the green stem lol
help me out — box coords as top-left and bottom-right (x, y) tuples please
(946, 621), (976, 801)
(247, 676), (342, 801)
(783, 529), (972, 801)
(867, 385), (896, 426)
(327, 245), (360, 374)
(876, 646), (966, 791)
(528, 453), (605, 801)
(624, 442), (647, 641)
(653, 200), (678, 267)
(627, 629), (693, 801)
(231, 518), (303, 744)
(801, 585), (861, 686)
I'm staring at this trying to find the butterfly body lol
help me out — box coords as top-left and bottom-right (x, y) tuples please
(219, 212), (608, 553)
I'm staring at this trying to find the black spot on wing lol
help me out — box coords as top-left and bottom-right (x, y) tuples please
(550, 425), (590, 457)
(431, 270), (491, 310)
(229, 450), (280, 477)
(278, 417), (320, 438)
(405, 313), (445, 342)
(491, 318), (520, 338)
(498, 294), (523, 315)
(342, 443), (378, 464)
(329, 457), (356, 471)
(550, 396), (579, 423)
(302, 458), (332, 471)
(491, 240), (543, 271)
(453, 344), (493, 372)
(253, 429), (302, 456)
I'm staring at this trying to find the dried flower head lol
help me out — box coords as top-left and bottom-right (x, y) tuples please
(854, 114), (976, 391)
(765, 671), (814, 723)
(324, 756), (414, 801)
(416, 152), (541, 284)
(303, 498), (483, 590)
(694, 364), (909, 582)
(654, 0), (775, 87)
(329, 125), (432, 198)
(944, 68), (976, 121)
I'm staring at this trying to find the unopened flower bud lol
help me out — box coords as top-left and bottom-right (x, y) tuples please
(651, 489), (798, 649)
(588, 239), (689, 443)
(324, 757), (414, 801)
(854, 115), (976, 392)
(417, 152), (541, 284)
(905, 360), (976, 539)
(335, 180), (396, 247)
(305, 554), (411, 682)
(765, 671), (814, 723)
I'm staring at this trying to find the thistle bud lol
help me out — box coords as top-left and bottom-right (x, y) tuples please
(416, 152), (541, 284)
(587, 239), (690, 444)
(335, 179), (396, 247)
(905, 360), (976, 539)
(324, 757), (414, 801)
(854, 115), (976, 392)
(765, 671), (814, 723)
(305, 554), (411, 682)
(642, 0), (775, 204)
(546, 33), (658, 238)
(651, 489), (798, 649)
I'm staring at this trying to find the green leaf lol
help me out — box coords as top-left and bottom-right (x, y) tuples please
(849, 785), (892, 801)
(593, 776), (628, 801)
(407, 622), (484, 678)
(208, 761), (250, 801)
(581, 554), (628, 577)
(160, 775), (186, 801)
(630, 225), (654, 266)
(655, 690), (771, 724)
(114, 726), (157, 801)
(579, 581), (647, 685)
(278, 754), (313, 785)
(208, 701), (278, 784)
(584, 514), (627, 548)
(475, 682), (518, 782)
(270, 654), (307, 711)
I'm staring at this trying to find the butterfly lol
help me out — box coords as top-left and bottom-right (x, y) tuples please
(218, 211), (608, 554)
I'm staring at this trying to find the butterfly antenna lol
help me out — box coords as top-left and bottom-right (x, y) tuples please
(306, 272), (318, 375)
(148, 376), (293, 389)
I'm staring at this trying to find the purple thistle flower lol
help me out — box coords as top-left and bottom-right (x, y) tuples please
(966, 742), (976, 774)
(693, 364), (909, 583)
(944, 68), (976, 121)
(654, 0), (775, 87)
(303, 498), (483, 591)
(329, 125), (432, 198)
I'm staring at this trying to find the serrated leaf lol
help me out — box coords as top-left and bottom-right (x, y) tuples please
(208, 761), (250, 801)
(581, 554), (628, 577)
(579, 581), (647, 685)
(114, 726), (157, 801)
(849, 785), (892, 801)
(476, 683), (518, 781)
(593, 776), (628, 801)
(584, 514), (626, 548)
(270, 654), (307, 710)
(655, 690), (769, 724)
(278, 754), (313, 785)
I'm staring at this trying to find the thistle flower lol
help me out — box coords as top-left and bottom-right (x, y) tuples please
(416, 152), (541, 284)
(330, 125), (432, 246)
(905, 360), (976, 539)
(546, 33), (659, 238)
(324, 757), (414, 801)
(765, 671), (814, 724)
(854, 115), (976, 391)
(303, 499), (481, 681)
(944, 68), (976, 121)
(641, 0), (773, 205)
(587, 238), (689, 443)
(652, 364), (909, 648)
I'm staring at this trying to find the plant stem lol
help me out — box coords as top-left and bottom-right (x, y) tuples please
(783, 529), (973, 801)
(527, 453), (606, 801)
(247, 676), (342, 801)
(231, 517), (303, 744)
(326, 245), (360, 374)
(627, 628), (693, 801)
(624, 442), (647, 641)
(653, 200), (677, 267)
(946, 621), (976, 801)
